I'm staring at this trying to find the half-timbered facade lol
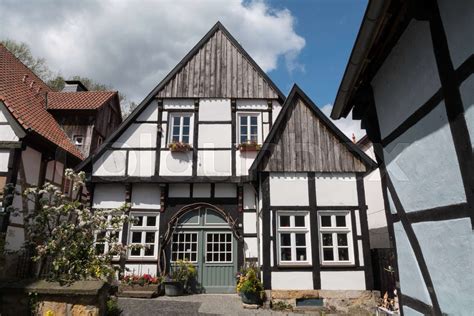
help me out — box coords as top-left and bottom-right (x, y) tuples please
(80, 22), (375, 294)
(331, 1), (473, 315)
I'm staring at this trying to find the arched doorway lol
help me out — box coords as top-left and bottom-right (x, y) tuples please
(159, 203), (241, 293)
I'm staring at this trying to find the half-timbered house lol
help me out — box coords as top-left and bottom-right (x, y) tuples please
(331, 1), (473, 315)
(79, 22), (376, 295)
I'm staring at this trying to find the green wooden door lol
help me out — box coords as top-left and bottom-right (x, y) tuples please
(172, 208), (237, 294)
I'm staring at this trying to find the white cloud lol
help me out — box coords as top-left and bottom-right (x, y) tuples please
(320, 104), (366, 141)
(0, 0), (305, 103)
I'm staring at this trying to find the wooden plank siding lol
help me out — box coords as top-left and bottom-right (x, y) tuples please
(156, 30), (279, 99)
(261, 96), (367, 173)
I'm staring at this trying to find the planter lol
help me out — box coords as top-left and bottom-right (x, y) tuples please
(169, 142), (192, 152)
(241, 292), (261, 305)
(164, 281), (184, 296)
(238, 143), (261, 152)
(117, 283), (162, 298)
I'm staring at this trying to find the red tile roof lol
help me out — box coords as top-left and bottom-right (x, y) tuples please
(47, 91), (117, 110)
(0, 44), (83, 159)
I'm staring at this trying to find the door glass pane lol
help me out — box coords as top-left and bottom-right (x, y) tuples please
(205, 232), (232, 263)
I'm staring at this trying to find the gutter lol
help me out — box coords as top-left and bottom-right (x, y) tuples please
(331, 0), (390, 119)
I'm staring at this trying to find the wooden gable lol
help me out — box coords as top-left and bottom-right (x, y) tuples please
(156, 23), (282, 99)
(253, 85), (375, 173)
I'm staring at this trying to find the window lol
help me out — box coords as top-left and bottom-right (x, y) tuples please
(128, 213), (159, 259)
(73, 135), (84, 146)
(318, 211), (354, 265)
(94, 214), (122, 257)
(169, 113), (192, 144)
(277, 212), (311, 265)
(238, 114), (259, 144)
(206, 232), (232, 263)
(171, 232), (198, 262)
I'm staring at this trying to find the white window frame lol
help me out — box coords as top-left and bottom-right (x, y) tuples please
(73, 135), (84, 146)
(317, 211), (354, 266)
(276, 211), (312, 266)
(94, 213), (123, 260)
(128, 212), (160, 260)
(171, 231), (199, 263)
(237, 112), (261, 144)
(205, 231), (233, 264)
(168, 113), (193, 145)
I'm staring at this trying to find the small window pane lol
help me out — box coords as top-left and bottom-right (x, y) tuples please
(250, 116), (258, 125)
(322, 233), (333, 246)
(337, 233), (348, 246)
(295, 216), (305, 227)
(131, 248), (140, 256)
(295, 234), (306, 246)
(338, 248), (349, 261)
(220, 253), (226, 261)
(146, 216), (156, 227)
(207, 234), (212, 242)
(336, 215), (346, 227)
(96, 231), (106, 241)
(321, 216), (331, 227)
(296, 248), (307, 261)
(280, 248), (292, 261)
(134, 216), (143, 227)
(173, 116), (180, 125)
(145, 245), (154, 256)
(240, 116), (247, 125)
(145, 232), (155, 243)
(323, 248), (334, 261)
(182, 126), (190, 136)
(95, 244), (105, 255)
(207, 244), (212, 252)
(131, 232), (142, 243)
(182, 135), (189, 144)
(226, 253), (232, 262)
(192, 234), (197, 242)
(250, 126), (257, 135)
(280, 233), (291, 246)
(214, 253), (219, 261)
(207, 253), (212, 261)
(183, 116), (190, 125)
(279, 216), (290, 227)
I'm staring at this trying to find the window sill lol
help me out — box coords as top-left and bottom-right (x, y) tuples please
(277, 263), (312, 268)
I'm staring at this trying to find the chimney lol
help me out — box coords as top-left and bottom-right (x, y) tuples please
(62, 80), (88, 92)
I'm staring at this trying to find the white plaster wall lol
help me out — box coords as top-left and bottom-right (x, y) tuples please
(393, 222), (432, 305)
(193, 183), (211, 197)
(93, 184), (126, 209)
(136, 100), (158, 121)
(131, 184), (161, 209)
(5, 226), (24, 250)
(214, 183), (236, 198)
(320, 271), (366, 290)
(438, 0), (474, 69)
(45, 160), (54, 182)
(22, 146), (41, 185)
(236, 151), (257, 176)
(197, 150), (231, 176)
(113, 123), (157, 148)
(358, 240), (364, 266)
(243, 184), (256, 209)
(272, 272), (313, 290)
(124, 264), (158, 276)
(243, 212), (256, 234)
(412, 218), (473, 315)
(236, 99), (268, 110)
(163, 99), (194, 109)
(198, 124), (231, 148)
(269, 173), (309, 206)
(159, 151), (192, 176)
(262, 123), (269, 140)
(160, 122), (167, 148)
(244, 237), (258, 258)
(371, 20), (441, 138)
(0, 150), (9, 172)
(53, 161), (64, 185)
(460, 75), (474, 150)
(315, 173), (357, 206)
(127, 150), (155, 177)
(0, 125), (19, 141)
(199, 99), (231, 121)
(168, 184), (190, 198)
(272, 100), (282, 124)
(384, 103), (465, 212)
(93, 150), (126, 176)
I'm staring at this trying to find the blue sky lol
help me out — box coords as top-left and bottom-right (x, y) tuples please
(268, 0), (368, 107)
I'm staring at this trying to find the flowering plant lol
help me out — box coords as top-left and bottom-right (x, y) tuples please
(236, 264), (264, 300)
(168, 142), (192, 152)
(121, 274), (161, 286)
(166, 259), (197, 284)
(238, 141), (261, 152)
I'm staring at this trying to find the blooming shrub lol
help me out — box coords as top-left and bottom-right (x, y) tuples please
(121, 274), (161, 286)
(236, 265), (264, 300)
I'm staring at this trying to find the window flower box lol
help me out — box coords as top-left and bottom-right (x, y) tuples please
(238, 142), (261, 152)
(168, 142), (192, 152)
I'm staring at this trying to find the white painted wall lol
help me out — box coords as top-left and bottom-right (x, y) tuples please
(272, 100), (282, 124)
(320, 271), (366, 290)
(124, 264), (158, 276)
(371, 20), (441, 138)
(136, 100), (158, 121)
(272, 272), (313, 290)
(22, 146), (41, 185)
(127, 150), (155, 177)
(198, 124), (231, 148)
(269, 173), (309, 206)
(168, 184), (191, 198)
(197, 150), (231, 176)
(0, 150), (10, 172)
(214, 183), (236, 197)
(243, 184), (256, 209)
(131, 184), (161, 209)
(93, 184), (126, 209)
(315, 173), (357, 206)
(159, 151), (192, 176)
(113, 123), (157, 148)
(236, 151), (258, 176)
(192, 183), (211, 197)
(199, 99), (231, 121)
(244, 237), (258, 258)
(236, 99), (268, 110)
(0, 125), (19, 141)
(93, 150), (126, 176)
(163, 99), (194, 109)
(243, 212), (256, 234)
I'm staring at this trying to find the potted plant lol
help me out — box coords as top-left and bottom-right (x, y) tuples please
(238, 141), (261, 152)
(164, 259), (197, 296)
(236, 266), (265, 305)
(118, 274), (163, 297)
(168, 142), (192, 152)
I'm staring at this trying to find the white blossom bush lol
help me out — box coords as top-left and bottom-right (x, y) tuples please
(16, 169), (132, 283)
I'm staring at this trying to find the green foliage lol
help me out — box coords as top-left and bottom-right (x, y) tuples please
(14, 169), (132, 283)
(236, 265), (265, 300)
(167, 259), (197, 284)
(271, 300), (293, 311)
(106, 297), (121, 316)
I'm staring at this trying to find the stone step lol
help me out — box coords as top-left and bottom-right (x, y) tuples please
(117, 290), (157, 298)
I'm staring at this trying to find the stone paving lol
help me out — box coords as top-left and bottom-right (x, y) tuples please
(117, 294), (321, 316)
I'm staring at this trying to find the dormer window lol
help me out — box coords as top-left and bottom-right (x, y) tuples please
(73, 135), (84, 146)
(238, 114), (259, 144)
(169, 113), (192, 144)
